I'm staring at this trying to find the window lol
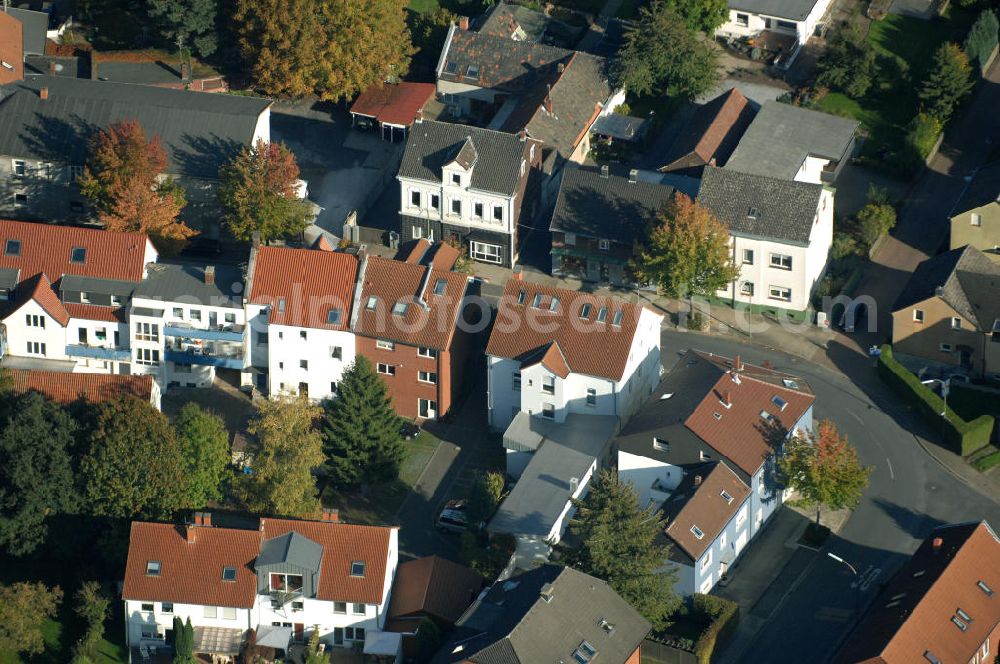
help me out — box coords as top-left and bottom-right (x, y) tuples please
(189, 309), (202, 322)
(769, 253), (793, 270)
(146, 560), (161, 576)
(4, 239), (20, 256)
(222, 567), (236, 581)
(377, 339), (395, 351)
(136, 348), (160, 366)
(951, 615), (968, 631)
(940, 343), (953, 352)
(473, 201), (484, 218)
(12, 160), (25, 177)
(978, 580), (994, 596)
(742, 249), (754, 264)
(299, 330), (307, 340)
(564, 232), (576, 246)
(700, 549), (712, 571)
(719, 531), (727, 549)
(418, 371), (437, 384)
(225, 313), (235, 324)
(493, 205), (503, 221)
(70, 165), (84, 179)
(542, 375), (555, 394)
(351, 561), (366, 577)
(300, 359), (308, 370)
(222, 607), (237, 620)
(531, 293), (543, 308)
(392, 301), (408, 316)
(771, 395), (788, 411)
(418, 346), (437, 358)
(140, 626), (163, 639)
(141, 603), (154, 612)
(776, 19), (796, 30)
(971, 212), (982, 226)
(291, 601), (304, 611)
(586, 388), (596, 405)
(548, 296), (561, 312)
(450, 198), (462, 216)
(740, 281), (754, 297)
(700, 450), (712, 461)
(111, 295), (122, 306)
(203, 606), (217, 619)
(956, 608), (973, 623)
(467, 64), (480, 78)
(721, 490), (734, 505)
(735, 12), (749, 25)
(913, 309), (925, 323)
(327, 307), (342, 325)
(367, 296), (378, 310)
(653, 437), (668, 452)
(25, 314), (45, 328)
(612, 310), (624, 327)
(269, 573), (303, 592)
(596, 307), (608, 323)
(579, 303), (592, 319)
(735, 505), (748, 530)
(161, 602), (173, 613)
(330, 346), (343, 360)
(542, 403), (555, 419)
(12, 192), (27, 206)
(26, 341), (46, 355)
(768, 286), (792, 302)
(512, 371), (521, 391)
(599, 239), (610, 251)
(71, 247), (86, 263)
(411, 190), (421, 207)
(346, 627), (366, 641)
(412, 225), (424, 240)
(258, 332), (268, 345)
(377, 363), (396, 375)
(419, 398), (437, 418)
(430, 193), (440, 210)
(334, 601), (347, 614)
(747, 206), (759, 219)
(470, 240), (502, 264)
(951, 317), (961, 329)
(691, 525), (705, 539)
(433, 278), (447, 295)
(572, 641), (597, 664)
(80, 291), (91, 304)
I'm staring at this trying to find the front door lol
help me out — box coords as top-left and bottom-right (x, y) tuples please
(333, 627), (344, 645)
(294, 623), (304, 642)
(78, 328), (87, 344)
(209, 311), (218, 328)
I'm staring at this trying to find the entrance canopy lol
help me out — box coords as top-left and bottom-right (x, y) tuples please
(193, 626), (243, 656)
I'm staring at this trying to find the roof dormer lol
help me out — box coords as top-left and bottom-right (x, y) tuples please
(443, 136), (478, 186)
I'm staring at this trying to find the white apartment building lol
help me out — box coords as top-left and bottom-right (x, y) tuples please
(122, 513), (400, 660)
(697, 166), (834, 314)
(485, 277), (663, 432)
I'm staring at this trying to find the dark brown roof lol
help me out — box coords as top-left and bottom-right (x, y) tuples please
(662, 461), (750, 561)
(10, 369), (154, 404)
(439, 28), (571, 93)
(661, 88), (755, 172)
(387, 556), (484, 626)
(835, 521), (1000, 664)
(485, 277), (658, 382)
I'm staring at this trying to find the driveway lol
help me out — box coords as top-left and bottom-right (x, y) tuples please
(270, 101), (403, 237)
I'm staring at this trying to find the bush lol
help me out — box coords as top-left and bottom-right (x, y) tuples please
(973, 449), (1000, 471)
(964, 10), (999, 73)
(876, 345), (994, 456)
(856, 201), (897, 248)
(905, 113), (943, 163)
(691, 594), (739, 664)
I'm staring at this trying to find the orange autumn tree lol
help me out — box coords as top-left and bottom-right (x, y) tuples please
(778, 419), (873, 526)
(78, 119), (195, 255)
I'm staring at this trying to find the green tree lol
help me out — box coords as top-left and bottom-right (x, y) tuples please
(173, 403), (230, 507)
(219, 139), (312, 243)
(173, 616), (196, 664)
(815, 17), (877, 98)
(634, 192), (739, 299)
(963, 10), (998, 74)
(905, 112), (943, 163)
(919, 42), (974, 122)
(0, 392), (80, 556)
(321, 356), (404, 487)
(467, 471), (504, 527)
(613, 1), (719, 99)
(78, 119), (193, 255)
(0, 582), (62, 656)
(237, 396), (325, 516)
(415, 617), (442, 661)
(305, 629), (330, 664)
(81, 396), (188, 519)
(659, 0), (728, 33)
(778, 420), (873, 525)
(71, 581), (109, 664)
(561, 470), (681, 630)
(855, 198), (896, 248)
(146, 0), (218, 56)
(233, 0), (415, 101)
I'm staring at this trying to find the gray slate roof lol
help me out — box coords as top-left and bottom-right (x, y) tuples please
(133, 262), (244, 308)
(59, 274), (138, 298)
(25, 55), (83, 78)
(726, 102), (858, 180)
(549, 165), (678, 243)
(436, 565), (650, 664)
(256, 531), (323, 572)
(893, 245), (1000, 331)
(6, 7), (47, 55)
(489, 412), (618, 538)
(439, 28), (572, 93)
(95, 61), (184, 85)
(399, 120), (532, 194)
(0, 75), (271, 178)
(727, 0), (821, 21)
(952, 159), (1000, 216)
(697, 166), (822, 244)
(591, 113), (649, 142)
(0, 267), (19, 292)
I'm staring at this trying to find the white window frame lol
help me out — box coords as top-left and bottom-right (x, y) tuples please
(951, 317), (961, 329)
(11, 159), (25, 177)
(599, 239), (610, 251)
(742, 248), (754, 265)
(418, 346), (437, 358)
(541, 402), (555, 419)
(450, 198), (462, 216)
(735, 12), (749, 26)
(700, 548), (712, 571)
(470, 240), (502, 264)
(473, 200), (484, 219)
(377, 363), (396, 375)
(410, 189), (421, 208)
(418, 398), (437, 419)
(418, 370), (437, 384)
(769, 253), (793, 270)
(740, 281), (754, 297)
(971, 212), (982, 226)
(412, 225), (424, 240)
(768, 286), (792, 302)
(376, 339), (395, 351)
(913, 309), (924, 323)
(492, 204), (504, 222)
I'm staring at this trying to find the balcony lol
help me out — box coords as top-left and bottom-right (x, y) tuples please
(65, 344), (131, 362)
(165, 339), (244, 370)
(164, 322), (244, 343)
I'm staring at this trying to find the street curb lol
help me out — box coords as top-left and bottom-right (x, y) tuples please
(909, 431), (1000, 503)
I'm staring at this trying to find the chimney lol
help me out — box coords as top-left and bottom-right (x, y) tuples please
(543, 84), (553, 114)
(251, 231), (261, 248)
(48, 61), (56, 75)
(628, 169), (638, 183)
(204, 265), (215, 286)
(321, 508), (340, 523)
(709, 157), (717, 166)
(39, 87), (49, 101)
(557, 62), (565, 74)
(458, 16), (469, 30)
(185, 524), (196, 543)
(181, 62), (190, 82)
(694, 475), (703, 486)
(932, 537), (943, 552)
(193, 511), (212, 527)
(734, 355), (742, 371)
(721, 390), (732, 408)
(513, 271), (524, 281)
(540, 582), (554, 603)
(600, 164), (609, 179)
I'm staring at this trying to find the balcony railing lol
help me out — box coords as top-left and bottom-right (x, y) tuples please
(65, 344), (131, 361)
(165, 338), (244, 370)
(164, 322), (244, 342)
(165, 350), (243, 370)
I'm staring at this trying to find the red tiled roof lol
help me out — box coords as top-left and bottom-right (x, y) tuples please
(661, 88), (755, 172)
(835, 521), (1000, 664)
(65, 302), (126, 323)
(350, 82), (436, 127)
(664, 461), (751, 561)
(354, 255), (468, 350)
(261, 518), (395, 605)
(0, 219), (150, 284)
(485, 278), (658, 382)
(10, 369), (154, 404)
(248, 246), (358, 329)
(8, 273), (70, 326)
(122, 522), (260, 608)
(404, 239), (433, 265)
(684, 354), (815, 475)
(0, 12), (23, 85)
(521, 341), (570, 379)
(387, 556), (484, 626)
(429, 242), (461, 271)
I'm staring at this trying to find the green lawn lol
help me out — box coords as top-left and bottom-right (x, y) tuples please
(408, 0), (440, 13)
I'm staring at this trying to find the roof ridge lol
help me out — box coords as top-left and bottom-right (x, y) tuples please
(417, 118), (541, 143)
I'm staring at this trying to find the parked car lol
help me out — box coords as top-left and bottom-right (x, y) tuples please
(436, 500), (469, 534)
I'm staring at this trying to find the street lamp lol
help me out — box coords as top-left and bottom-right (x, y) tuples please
(827, 552), (861, 617)
(920, 378), (950, 417)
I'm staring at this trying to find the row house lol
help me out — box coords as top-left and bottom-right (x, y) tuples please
(615, 350), (815, 595)
(949, 160), (1000, 264)
(122, 512), (400, 659)
(397, 119), (542, 268)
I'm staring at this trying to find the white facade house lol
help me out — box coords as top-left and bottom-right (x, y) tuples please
(485, 278), (663, 432)
(716, 0), (835, 62)
(122, 514), (399, 659)
(697, 167), (834, 314)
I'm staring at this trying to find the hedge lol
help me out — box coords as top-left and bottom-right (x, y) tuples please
(877, 345), (994, 456)
(964, 10), (999, 74)
(692, 593), (739, 664)
(973, 450), (1000, 472)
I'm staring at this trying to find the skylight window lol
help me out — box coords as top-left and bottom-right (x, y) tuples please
(747, 207), (759, 219)
(978, 580), (994, 596)
(531, 293), (543, 308)
(366, 296), (378, 310)
(951, 615), (968, 631)
(782, 378), (799, 389)
(572, 641), (597, 664)
(467, 64), (480, 78)
(771, 395), (788, 411)
(222, 567), (236, 581)
(956, 608), (973, 623)
(720, 490), (734, 505)
(326, 307), (342, 325)
(433, 278), (447, 295)
(596, 307), (608, 323)
(611, 310), (624, 327)
(71, 247), (86, 263)
(277, 297), (286, 313)
(517, 290), (526, 305)
(760, 410), (774, 423)
(549, 296), (560, 312)
(579, 303), (592, 319)
(445, 61), (458, 74)
(4, 239), (20, 256)
(146, 560), (161, 576)
(690, 525), (705, 539)
(350, 561), (366, 577)
(392, 301), (408, 316)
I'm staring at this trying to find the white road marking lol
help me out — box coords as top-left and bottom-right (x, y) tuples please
(845, 408), (864, 424)
(886, 457), (895, 480)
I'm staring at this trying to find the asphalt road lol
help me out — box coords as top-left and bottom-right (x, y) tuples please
(661, 329), (1000, 663)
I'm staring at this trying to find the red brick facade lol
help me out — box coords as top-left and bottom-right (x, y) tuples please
(358, 336), (464, 422)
